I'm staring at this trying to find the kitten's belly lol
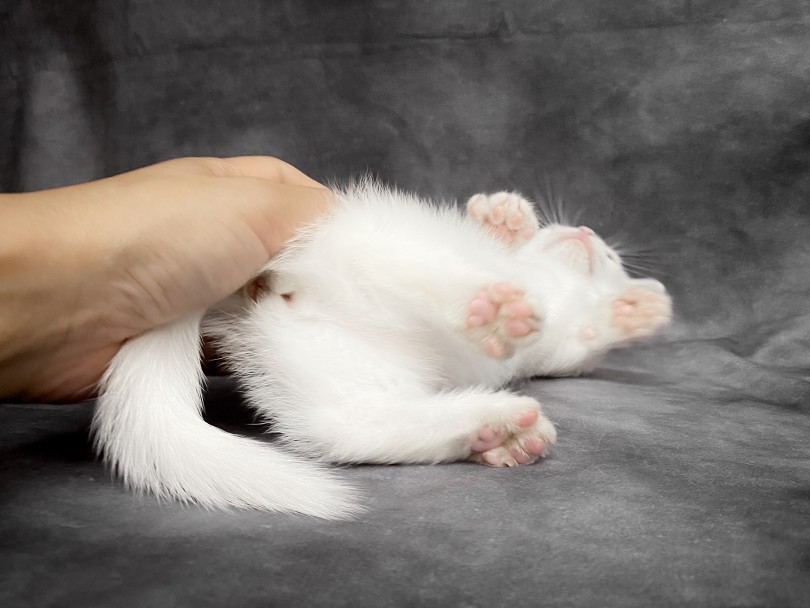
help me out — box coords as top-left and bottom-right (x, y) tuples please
(267, 195), (521, 390)
(286, 292), (513, 391)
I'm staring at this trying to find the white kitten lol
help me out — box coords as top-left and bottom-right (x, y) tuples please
(93, 183), (672, 518)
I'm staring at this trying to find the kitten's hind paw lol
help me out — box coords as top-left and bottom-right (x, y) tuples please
(468, 406), (557, 467)
(467, 282), (541, 358)
(467, 192), (540, 246)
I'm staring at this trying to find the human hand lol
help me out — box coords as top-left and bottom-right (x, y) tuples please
(0, 156), (333, 402)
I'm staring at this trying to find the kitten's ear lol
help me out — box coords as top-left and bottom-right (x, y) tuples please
(628, 277), (667, 294)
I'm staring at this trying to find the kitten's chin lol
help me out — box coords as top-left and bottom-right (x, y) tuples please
(546, 238), (593, 275)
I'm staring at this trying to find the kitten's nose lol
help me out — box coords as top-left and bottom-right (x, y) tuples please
(578, 226), (595, 235)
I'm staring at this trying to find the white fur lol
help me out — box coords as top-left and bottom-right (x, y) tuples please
(94, 182), (671, 517)
(92, 310), (360, 518)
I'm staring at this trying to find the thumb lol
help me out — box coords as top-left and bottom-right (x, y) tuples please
(237, 181), (336, 258)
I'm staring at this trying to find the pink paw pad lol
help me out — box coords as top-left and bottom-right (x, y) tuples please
(469, 407), (555, 468)
(467, 192), (539, 246)
(466, 282), (541, 358)
(610, 286), (672, 339)
(516, 409), (539, 427)
(470, 426), (503, 453)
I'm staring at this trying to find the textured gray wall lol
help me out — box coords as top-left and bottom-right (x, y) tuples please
(2, 0), (809, 336)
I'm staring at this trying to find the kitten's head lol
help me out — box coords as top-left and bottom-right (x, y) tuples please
(517, 221), (671, 378)
(533, 224), (629, 285)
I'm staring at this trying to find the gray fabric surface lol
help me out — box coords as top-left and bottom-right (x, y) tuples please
(2, 1), (809, 606)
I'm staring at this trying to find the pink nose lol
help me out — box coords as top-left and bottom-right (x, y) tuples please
(578, 226), (595, 235)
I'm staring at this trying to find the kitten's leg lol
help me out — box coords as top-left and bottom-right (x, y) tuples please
(234, 298), (555, 468)
(284, 386), (556, 467)
(466, 281), (541, 358)
(467, 192), (540, 246)
(580, 279), (672, 347)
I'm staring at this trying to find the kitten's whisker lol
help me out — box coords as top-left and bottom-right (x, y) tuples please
(544, 178), (557, 224)
(610, 236), (664, 277)
(616, 248), (660, 258)
(622, 260), (662, 271)
(617, 244), (659, 254)
(570, 206), (585, 228)
(622, 262), (657, 273)
(534, 191), (556, 227)
(620, 254), (663, 267)
(618, 253), (659, 265)
(608, 236), (661, 263)
(555, 190), (567, 226)
(621, 260), (665, 277)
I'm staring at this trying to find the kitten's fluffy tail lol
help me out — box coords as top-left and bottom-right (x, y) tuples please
(92, 312), (360, 519)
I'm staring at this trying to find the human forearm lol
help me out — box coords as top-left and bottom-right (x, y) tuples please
(0, 189), (119, 400)
(0, 156), (333, 402)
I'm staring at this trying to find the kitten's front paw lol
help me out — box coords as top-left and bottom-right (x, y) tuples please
(468, 404), (557, 467)
(467, 192), (540, 246)
(610, 284), (672, 340)
(467, 282), (541, 358)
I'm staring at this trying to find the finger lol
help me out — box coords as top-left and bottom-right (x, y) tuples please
(240, 182), (336, 257)
(216, 156), (327, 189)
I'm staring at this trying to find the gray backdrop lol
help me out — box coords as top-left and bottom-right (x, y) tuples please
(2, 1), (809, 607)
